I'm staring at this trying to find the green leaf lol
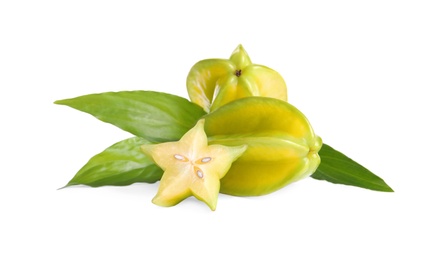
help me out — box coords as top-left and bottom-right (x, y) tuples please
(311, 144), (393, 192)
(55, 91), (206, 142)
(64, 137), (163, 187)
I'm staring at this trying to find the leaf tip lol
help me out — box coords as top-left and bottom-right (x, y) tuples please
(57, 184), (70, 190)
(53, 99), (66, 105)
(383, 185), (394, 192)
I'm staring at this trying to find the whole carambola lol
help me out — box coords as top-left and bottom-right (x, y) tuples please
(187, 45), (287, 112)
(204, 97), (322, 196)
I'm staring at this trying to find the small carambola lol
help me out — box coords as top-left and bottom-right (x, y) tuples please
(141, 119), (247, 210)
(186, 44), (288, 112)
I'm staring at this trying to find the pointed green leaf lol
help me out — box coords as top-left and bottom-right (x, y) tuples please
(55, 91), (206, 142)
(65, 137), (163, 187)
(311, 144), (394, 192)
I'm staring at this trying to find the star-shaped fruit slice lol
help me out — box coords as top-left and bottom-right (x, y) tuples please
(141, 119), (247, 210)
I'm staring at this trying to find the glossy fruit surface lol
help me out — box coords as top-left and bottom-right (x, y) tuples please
(187, 45), (287, 112)
(204, 97), (322, 196)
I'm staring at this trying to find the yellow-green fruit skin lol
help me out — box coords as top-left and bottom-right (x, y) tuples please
(204, 97), (322, 196)
(186, 45), (287, 112)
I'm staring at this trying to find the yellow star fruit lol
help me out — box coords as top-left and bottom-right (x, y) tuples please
(204, 97), (322, 196)
(141, 119), (247, 210)
(186, 44), (287, 112)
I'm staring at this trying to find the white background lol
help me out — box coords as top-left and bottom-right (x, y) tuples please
(1, 1), (441, 259)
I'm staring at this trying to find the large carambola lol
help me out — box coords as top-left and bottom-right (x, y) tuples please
(204, 97), (322, 196)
